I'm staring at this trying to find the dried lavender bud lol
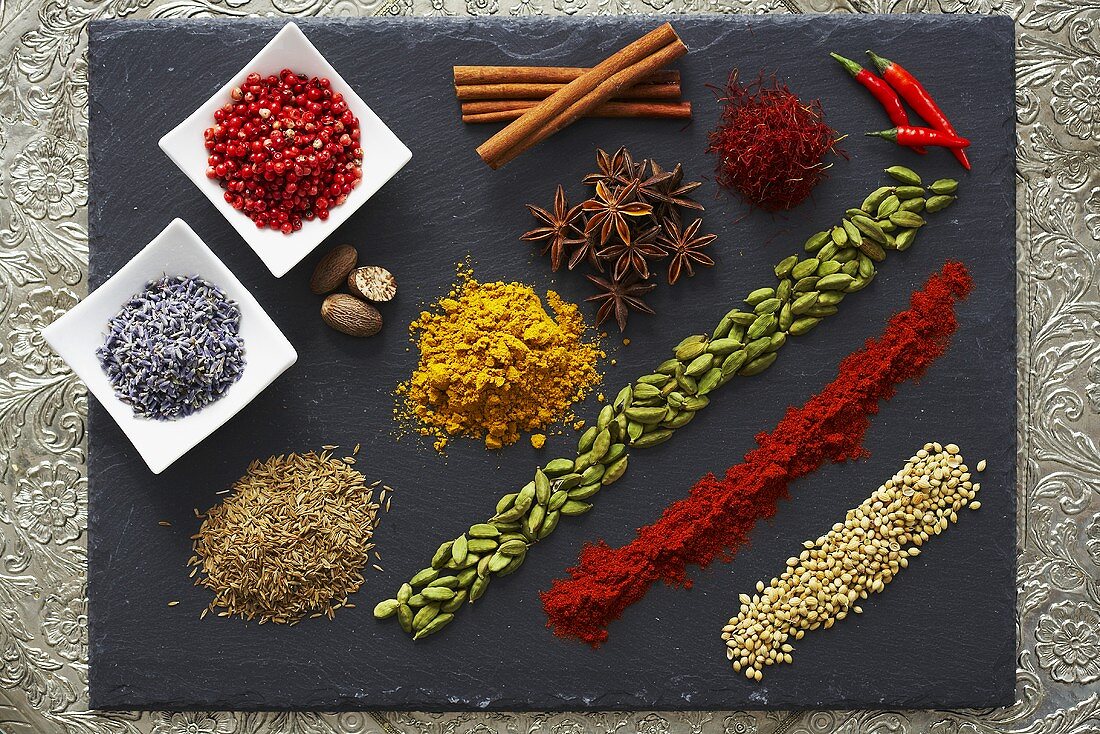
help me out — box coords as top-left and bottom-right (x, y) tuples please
(96, 275), (246, 420)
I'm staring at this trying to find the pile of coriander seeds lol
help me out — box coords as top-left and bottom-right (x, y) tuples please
(722, 442), (984, 681)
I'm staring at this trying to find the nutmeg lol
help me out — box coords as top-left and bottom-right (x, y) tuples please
(347, 266), (398, 303)
(320, 293), (382, 337)
(309, 244), (358, 295)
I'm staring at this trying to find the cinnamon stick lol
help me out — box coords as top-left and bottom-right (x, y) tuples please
(454, 65), (679, 86)
(476, 23), (686, 169)
(488, 35), (688, 169)
(462, 100), (692, 123)
(456, 81), (681, 101)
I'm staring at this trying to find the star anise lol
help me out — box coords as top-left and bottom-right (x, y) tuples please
(651, 161), (705, 214)
(522, 184), (584, 272)
(658, 217), (717, 285)
(598, 224), (666, 281)
(581, 181), (653, 246)
(582, 148), (631, 188)
(568, 227), (605, 273)
(586, 274), (656, 332)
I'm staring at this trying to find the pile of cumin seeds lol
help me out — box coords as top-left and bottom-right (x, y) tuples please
(189, 449), (382, 625)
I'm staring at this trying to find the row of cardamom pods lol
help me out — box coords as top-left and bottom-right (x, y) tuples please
(374, 166), (958, 640)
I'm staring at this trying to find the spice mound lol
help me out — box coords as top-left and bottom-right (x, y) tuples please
(204, 69), (363, 233)
(190, 450), (380, 624)
(706, 72), (843, 212)
(723, 442), (984, 680)
(97, 275), (245, 420)
(398, 270), (603, 450)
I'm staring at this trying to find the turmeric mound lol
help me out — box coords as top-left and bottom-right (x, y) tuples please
(398, 271), (602, 450)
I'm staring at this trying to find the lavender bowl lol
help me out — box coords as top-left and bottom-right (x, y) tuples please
(43, 219), (296, 474)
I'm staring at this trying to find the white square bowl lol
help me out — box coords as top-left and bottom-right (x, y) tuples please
(43, 219), (297, 474)
(159, 22), (412, 278)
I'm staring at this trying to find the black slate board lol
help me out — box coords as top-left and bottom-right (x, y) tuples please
(88, 15), (1016, 712)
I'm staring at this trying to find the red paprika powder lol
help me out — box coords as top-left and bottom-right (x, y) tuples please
(541, 262), (974, 647)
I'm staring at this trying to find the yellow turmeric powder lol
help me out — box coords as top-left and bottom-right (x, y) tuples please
(397, 269), (603, 450)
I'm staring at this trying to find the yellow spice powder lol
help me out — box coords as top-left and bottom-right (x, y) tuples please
(397, 271), (603, 450)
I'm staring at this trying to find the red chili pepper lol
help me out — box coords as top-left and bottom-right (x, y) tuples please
(830, 52), (926, 155)
(866, 126), (970, 148)
(866, 51), (970, 170)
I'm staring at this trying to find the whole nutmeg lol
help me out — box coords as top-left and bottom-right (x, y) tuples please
(309, 244), (358, 295)
(347, 266), (397, 303)
(321, 293), (382, 337)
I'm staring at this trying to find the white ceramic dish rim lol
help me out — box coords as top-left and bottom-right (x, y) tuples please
(158, 22), (412, 278)
(42, 218), (298, 474)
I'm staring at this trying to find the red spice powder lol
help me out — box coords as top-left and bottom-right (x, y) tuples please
(706, 73), (844, 212)
(541, 262), (973, 647)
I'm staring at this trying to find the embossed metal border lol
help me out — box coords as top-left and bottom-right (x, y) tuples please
(1, 2), (1097, 733)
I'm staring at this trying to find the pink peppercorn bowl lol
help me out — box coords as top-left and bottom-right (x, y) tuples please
(42, 219), (297, 474)
(159, 22), (412, 278)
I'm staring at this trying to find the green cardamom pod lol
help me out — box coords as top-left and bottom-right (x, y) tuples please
(894, 185), (925, 200)
(841, 218), (862, 245)
(817, 242), (839, 261)
(469, 577), (488, 602)
(625, 406), (668, 424)
(413, 612), (453, 640)
(468, 523), (500, 539)
(657, 358), (681, 375)
(816, 273), (855, 291)
(817, 291), (846, 307)
(548, 489), (570, 511)
(753, 297), (782, 315)
(596, 404), (614, 430)
(876, 194), (900, 218)
(706, 337), (743, 355)
(685, 353), (715, 377)
(407, 594), (427, 608)
(778, 302), (793, 331)
(662, 410), (696, 428)
(487, 552), (511, 573)
(899, 197), (925, 213)
(722, 350), (748, 376)
(544, 458), (575, 476)
(534, 469), (551, 505)
(804, 230), (830, 252)
(925, 195), (956, 213)
(746, 313), (777, 340)
(602, 455), (629, 484)
(894, 228), (917, 251)
(743, 337), (772, 362)
(889, 211), (925, 228)
(673, 335), (709, 361)
(397, 603), (414, 633)
(774, 254), (799, 278)
(374, 599), (400, 619)
(728, 311), (758, 327)
(431, 541), (453, 570)
(776, 278), (793, 302)
(739, 352), (778, 376)
(745, 287), (776, 307)
(441, 591), (467, 614)
(791, 258), (820, 280)
(466, 538), (498, 554)
(410, 567), (440, 587)
(450, 535), (468, 565)
(861, 185), (893, 213)
(816, 260), (841, 277)
(830, 225), (848, 245)
(884, 165), (922, 186)
(794, 275), (821, 293)
(568, 482), (601, 500)
(560, 500), (592, 516)
(537, 511), (560, 539)
(636, 373), (669, 387)
(577, 426), (597, 453)
(791, 291), (820, 315)
(851, 215), (887, 244)
(788, 316), (821, 336)
(929, 178), (958, 195)
(412, 603), (440, 630)
(397, 583), (413, 604)
(805, 304), (839, 318)
(427, 575), (460, 589)
(632, 429), (673, 448)
(422, 586), (456, 602)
